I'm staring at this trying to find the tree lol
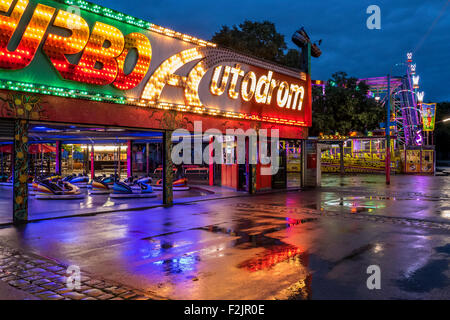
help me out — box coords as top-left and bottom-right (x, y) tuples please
(309, 72), (385, 136)
(211, 21), (302, 69)
(435, 101), (450, 160)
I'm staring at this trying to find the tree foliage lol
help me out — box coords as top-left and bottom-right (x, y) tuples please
(211, 21), (302, 69)
(310, 72), (385, 136)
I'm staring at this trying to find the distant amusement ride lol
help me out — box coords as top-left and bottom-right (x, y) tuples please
(318, 52), (436, 175)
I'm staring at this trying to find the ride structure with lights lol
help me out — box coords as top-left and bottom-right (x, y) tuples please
(313, 52), (436, 175)
(360, 53), (431, 149)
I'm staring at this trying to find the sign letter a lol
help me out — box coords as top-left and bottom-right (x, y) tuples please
(366, 5), (381, 30)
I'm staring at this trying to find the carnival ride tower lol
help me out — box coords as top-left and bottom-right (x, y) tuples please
(361, 53), (425, 149)
(398, 53), (423, 146)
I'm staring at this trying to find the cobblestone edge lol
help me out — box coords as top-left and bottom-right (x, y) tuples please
(0, 242), (166, 300)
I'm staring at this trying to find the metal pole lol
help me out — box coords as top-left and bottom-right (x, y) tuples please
(55, 141), (61, 176)
(118, 144), (121, 179)
(90, 144), (94, 180)
(146, 142), (150, 175)
(162, 130), (173, 206)
(209, 136), (214, 186)
(127, 140), (132, 178)
(386, 74), (391, 185)
(1, 151), (3, 179)
(114, 144), (117, 180)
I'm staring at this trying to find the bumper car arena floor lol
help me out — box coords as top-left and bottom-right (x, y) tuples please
(0, 185), (216, 224)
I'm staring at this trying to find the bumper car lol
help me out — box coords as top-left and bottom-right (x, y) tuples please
(89, 180), (111, 194)
(153, 178), (189, 191)
(34, 179), (84, 200)
(135, 174), (152, 185)
(89, 175), (116, 195)
(63, 173), (90, 188)
(110, 180), (157, 199)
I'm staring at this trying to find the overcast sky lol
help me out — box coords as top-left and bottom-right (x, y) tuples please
(94, 0), (450, 102)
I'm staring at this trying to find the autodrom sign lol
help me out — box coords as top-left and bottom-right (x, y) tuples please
(0, 0), (311, 126)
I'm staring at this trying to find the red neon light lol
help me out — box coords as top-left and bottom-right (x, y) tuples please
(43, 10), (90, 80)
(113, 33), (152, 90)
(0, 0), (55, 70)
(76, 22), (125, 85)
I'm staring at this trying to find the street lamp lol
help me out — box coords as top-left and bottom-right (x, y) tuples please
(385, 62), (406, 185)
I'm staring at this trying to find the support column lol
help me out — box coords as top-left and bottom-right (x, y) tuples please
(13, 119), (29, 224)
(118, 145), (121, 178)
(209, 136), (214, 186)
(84, 144), (88, 176)
(1, 151), (4, 179)
(385, 74), (391, 184)
(250, 137), (257, 194)
(162, 130), (173, 206)
(90, 145), (94, 180)
(246, 137), (257, 194)
(55, 141), (62, 176)
(127, 140), (132, 178)
(146, 142), (150, 175)
(339, 142), (345, 175)
(301, 139), (307, 188)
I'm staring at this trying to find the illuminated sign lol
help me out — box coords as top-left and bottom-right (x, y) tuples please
(421, 103), (436, 132)
(0, 0), (311, 126)
(210, 64), (305, 111)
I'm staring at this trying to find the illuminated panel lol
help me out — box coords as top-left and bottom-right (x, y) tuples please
(0, 1), (55, 69)
(76, 22), (124, 85)
(1, 78), (309, 127)
(240, 71), (256, 102)
(0, 0), (28, 63)
(228, 64), (244, 99)
(277, 81), (289, 107)
(185, 60), (207, 106)
(43, 9), (90, 80)
(141, 48), (204, 101)
(113, 32), (152, 90)
(286, 84), (305, 110)
(210, 65), (230, 96)
(255, 71), (273, 103)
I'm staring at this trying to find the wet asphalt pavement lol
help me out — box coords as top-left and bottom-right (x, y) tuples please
(0, 174), (449, 299)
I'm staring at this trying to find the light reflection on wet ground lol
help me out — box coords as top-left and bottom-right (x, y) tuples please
(0, 174), (448, 299)
(0, 186), (211, 223)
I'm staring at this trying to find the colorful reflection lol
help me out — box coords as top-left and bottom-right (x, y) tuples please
(237, 244), (304, 272)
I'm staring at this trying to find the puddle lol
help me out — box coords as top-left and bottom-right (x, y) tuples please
(237, 244), (305, 272)
(320, 196), (387, 214)
(197, 218), (316, 272)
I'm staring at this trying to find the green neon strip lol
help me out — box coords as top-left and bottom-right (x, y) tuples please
(0, 79), (126, 104)
(0, 79), (306, 127)
(62, 0), (151, 29)
(60, 0), (214, 46)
